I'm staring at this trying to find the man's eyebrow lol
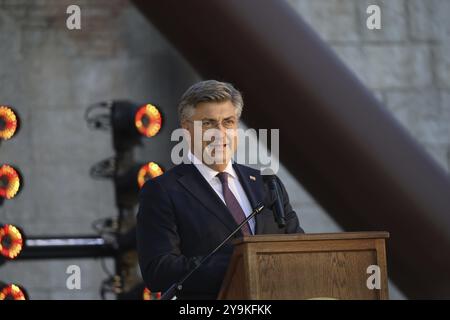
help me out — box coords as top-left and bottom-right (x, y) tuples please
(198, 116), (236, 121)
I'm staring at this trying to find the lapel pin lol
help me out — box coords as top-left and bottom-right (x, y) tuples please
(249, 175), (256, 181)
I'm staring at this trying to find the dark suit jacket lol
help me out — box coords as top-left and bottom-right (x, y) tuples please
(136, 162), (304, 299)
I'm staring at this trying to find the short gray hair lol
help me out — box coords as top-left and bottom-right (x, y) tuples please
(178, 80), (243, 123)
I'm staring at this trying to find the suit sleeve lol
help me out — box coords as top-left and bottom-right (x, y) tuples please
(275, 176), (305, 234)
(136, 179), (232, 297)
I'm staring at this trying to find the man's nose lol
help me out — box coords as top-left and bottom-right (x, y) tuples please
(218, 123), (228, 134)
(212, 127), (226, 143)
(209, 129), (227, 145)
(210, 122), (227, 136)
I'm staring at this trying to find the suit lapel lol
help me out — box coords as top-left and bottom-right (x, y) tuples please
(177, 164), (239, 233)
(232, 163), (266, 234)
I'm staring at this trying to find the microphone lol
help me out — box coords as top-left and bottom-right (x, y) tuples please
(262, 170), (286, 228)
(160, 202), (265, 300)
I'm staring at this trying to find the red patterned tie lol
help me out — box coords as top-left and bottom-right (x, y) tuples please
(216, 172), (252, 236)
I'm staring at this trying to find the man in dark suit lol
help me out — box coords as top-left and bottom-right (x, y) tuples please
(137, 80), (304, 299)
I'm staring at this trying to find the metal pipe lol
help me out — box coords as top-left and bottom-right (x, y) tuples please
(17, 236), (116, 260)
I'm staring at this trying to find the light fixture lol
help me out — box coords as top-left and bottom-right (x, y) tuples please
(115, 162), (164, 207)
(143, 287), (161, 300)
(0, 224), (24, 259)
(111, 101), (163, 152)
(134, 104), (162, 138)
(0, 283), (28, 300)
(0, 164), (22, 200)
(85, 101), (163, 152)
(137, 162), (164, 188)
(0, 105), (19, 140)
(143, 287), (151, 300)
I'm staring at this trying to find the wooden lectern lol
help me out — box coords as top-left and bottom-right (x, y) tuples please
(218, 232), (389, 300)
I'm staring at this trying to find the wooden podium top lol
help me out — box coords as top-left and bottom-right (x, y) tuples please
(220, 231), (390, 300)
(234, 231), (390, 245)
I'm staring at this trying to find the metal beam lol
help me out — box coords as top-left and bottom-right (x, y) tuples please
(132, 0), (450, 298)
(17, 236), (116, 260)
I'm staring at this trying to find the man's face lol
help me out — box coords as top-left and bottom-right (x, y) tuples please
(182, 100), (239, 167)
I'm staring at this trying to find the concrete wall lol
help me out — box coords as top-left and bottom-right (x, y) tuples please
(287, 0), (450, 172)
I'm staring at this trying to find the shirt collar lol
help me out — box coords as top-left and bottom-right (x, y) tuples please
(188, 151), (237, 182)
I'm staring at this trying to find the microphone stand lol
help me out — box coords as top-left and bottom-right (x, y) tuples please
(160, 202), (265, 300)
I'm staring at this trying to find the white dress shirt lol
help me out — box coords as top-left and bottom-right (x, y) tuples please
(188, 152), (255, 234)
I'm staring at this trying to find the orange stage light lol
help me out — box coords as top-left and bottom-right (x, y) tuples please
(134, 104), (162, 138)
(0, 164), (21, 200)
(0, 224), (24, 259)
(137, 162), (164, 188)
(142, 287), (161, 300)
(0, 106), (18, 140)
(0, 284), (28, 300)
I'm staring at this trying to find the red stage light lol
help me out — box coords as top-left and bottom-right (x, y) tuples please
(137, 162), (164, 188)
(143, 287), (151, 300)
(0, 224), (24, 259)
(134, 104), (162, 138)
(142, 287), (161, 300)
(0, 164), (21, 200)
(0, 284), (28, 300)
(0, 106), (19, 140)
